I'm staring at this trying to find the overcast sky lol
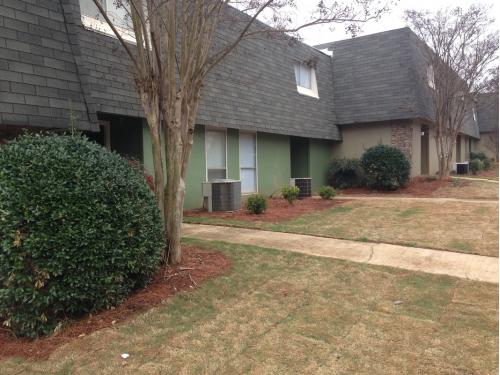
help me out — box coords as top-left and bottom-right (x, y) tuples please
(294, 0), (498, 47)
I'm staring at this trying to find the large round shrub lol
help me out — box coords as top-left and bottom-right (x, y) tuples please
(361, 144), (411, 190)
(327, 158), (365, 188)
(0, 134), (164, 337)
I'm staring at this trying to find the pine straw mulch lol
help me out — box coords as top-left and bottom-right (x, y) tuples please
(339, 176), (469, 197)
(184, 197), (347, 222)
(0, 245), (232, 360)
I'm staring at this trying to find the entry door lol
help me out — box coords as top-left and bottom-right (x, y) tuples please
(456, 135), (462, 162)
(420, 126), (429, 175)
(239, 132), (257, 193)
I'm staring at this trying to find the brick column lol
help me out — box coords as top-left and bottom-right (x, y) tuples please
(391, 124), (413, 161)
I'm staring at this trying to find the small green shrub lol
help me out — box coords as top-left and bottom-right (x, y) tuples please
(361, 144), (411, 190)
(482, 158), (492, 170)
(318, 186), (336, 199)
(327, 158), (365, 188)
(247, 194), (267, 214)
(0, 134), (164, 337)
(281, 185), (300, 204)
(469, 158), (484, 174)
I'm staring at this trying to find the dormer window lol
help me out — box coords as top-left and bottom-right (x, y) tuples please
(79, 0), (135, 42)
(427, 65), (435, 89)
(294, 63), (319, 98)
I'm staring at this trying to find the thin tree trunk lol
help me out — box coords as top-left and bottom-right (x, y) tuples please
(162, 93), (197, 265)
(164, 131), (185, 265)
(164, 94), (185, 265)
(140, 94), (165, 219)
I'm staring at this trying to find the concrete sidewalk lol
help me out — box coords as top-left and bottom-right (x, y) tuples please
(336, 195), (498, 204)
(183, 223), (498, 284)
(452, 176), (499, 183)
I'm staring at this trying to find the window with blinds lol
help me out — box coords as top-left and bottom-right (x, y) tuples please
(239, 132), (257, 193)
(206, 129), (227, 181)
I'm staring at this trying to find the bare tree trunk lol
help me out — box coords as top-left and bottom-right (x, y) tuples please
(163, 94), (185, 265)
(164, 128), (185, 264)
(140, 94), (165, 219)
(162, 92), (198, 265)
(438, 153), (453, 178)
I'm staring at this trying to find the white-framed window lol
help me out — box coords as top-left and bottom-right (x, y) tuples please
(239, 132), (257, 193)
(79, 0), (135, 43)
(205, 128), (227, 181)
(294, 63), (319, 98)
(427, 65), (435, 89)
(472, 106), (477, 122)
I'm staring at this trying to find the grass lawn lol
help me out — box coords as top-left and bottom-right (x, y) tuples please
(185, 199), (499, 257)
(432, 179), (498, 199)
(2, 240), (497, 375)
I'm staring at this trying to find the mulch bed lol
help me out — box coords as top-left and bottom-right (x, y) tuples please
(184, 197), (346, 222)
(339, 176), (467, 197)
(0, 245), (231, 360)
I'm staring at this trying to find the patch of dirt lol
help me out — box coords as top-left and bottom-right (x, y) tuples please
(185, 197), (346, 222)
(339, 177), (469, 197)
(0, 245), (231, 360)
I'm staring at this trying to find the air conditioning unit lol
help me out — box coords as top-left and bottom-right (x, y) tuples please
(202, 179), (241, 212)
(290, 177), (312, 198)
(454, 162), (469, 175)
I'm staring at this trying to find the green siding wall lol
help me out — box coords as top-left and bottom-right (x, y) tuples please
(227, 128), (240, 180)
(309, 139), (333, 192)
(257, 132), (291, 196)
(142, 125), (333, 208)
(184, 125), (206, 209)
(143, 124), (206, 210)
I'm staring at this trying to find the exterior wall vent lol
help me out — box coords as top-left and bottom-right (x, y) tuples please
(290, 178), (312, 198)
(202, 179), (241, 212)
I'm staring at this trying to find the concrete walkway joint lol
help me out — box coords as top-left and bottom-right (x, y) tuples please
(183, 223), (498, 284)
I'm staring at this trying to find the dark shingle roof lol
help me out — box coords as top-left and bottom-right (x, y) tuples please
(317, 28), (481, 138)
(0, 0), (340, 140)
(476, 93), (499, 133)
(327, 28), (420, 125)
(0, 0), (98, 131)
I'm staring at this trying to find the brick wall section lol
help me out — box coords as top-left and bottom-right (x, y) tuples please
(0, 0), (97, 130)
(391, 123), (413, 162)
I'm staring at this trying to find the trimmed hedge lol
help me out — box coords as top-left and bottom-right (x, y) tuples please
(361, 144), (411, 190)
(0, 134), (164, 337)
(327, 158), (365, 189)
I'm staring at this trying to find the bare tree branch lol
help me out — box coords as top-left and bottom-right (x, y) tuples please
(406, 5), (498, 177)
